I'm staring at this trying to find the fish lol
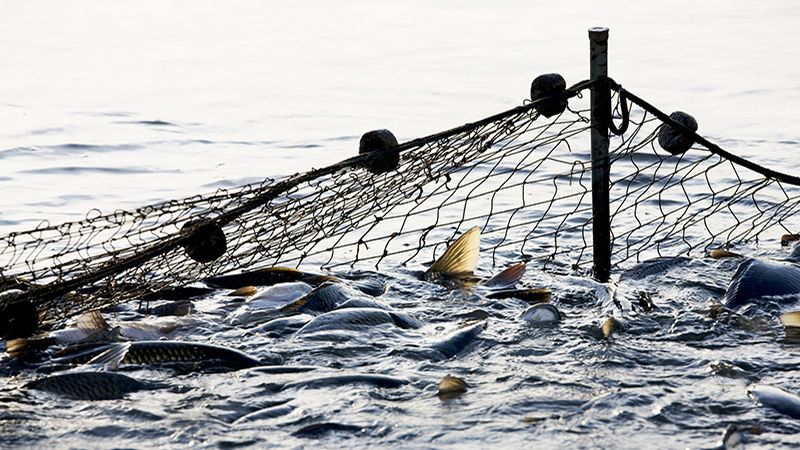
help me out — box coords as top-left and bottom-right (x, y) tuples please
(335, 297), (392, 310)
(521, 304), (562, 325)
(291, 422), (369, 438)
(723, 258), (800, 309)
(438, 374), (468, 399)
(424, 227), (527, 290)
(295, 308), (422, 335)
(205, 266), (335, 289)
(747, 384), (800, 419)
(425, 227), (481, 281)
(251, 314), (314, 336)
(6, 311), (119, 358)
(227, 281), (313, 325)
(146, 300), (194, 317)
(281, 374), (409, 390)
(233, 402), (295, 425)
(79, 340), (264, 371)
(24, 371), (161, 400)
(428, 320), (486, 359)
(280, 282), (358, 316)
(487, 288), (551, 304)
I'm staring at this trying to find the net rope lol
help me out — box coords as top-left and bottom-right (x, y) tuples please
(1, 78), (799, 331)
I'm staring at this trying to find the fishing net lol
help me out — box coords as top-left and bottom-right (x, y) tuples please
(2, 76), (799, 334)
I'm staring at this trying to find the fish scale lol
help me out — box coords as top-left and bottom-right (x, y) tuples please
(25, 371), (157, 400)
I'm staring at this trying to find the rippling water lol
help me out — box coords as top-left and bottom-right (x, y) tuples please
(2, 1), (800, 449)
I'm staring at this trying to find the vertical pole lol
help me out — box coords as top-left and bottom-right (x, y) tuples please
(589, 27), (611, 282)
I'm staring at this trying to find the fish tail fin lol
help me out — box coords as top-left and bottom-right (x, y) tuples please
(780, 310), (800, 328)
(6, 338), (29, 358)
(426, 227), (481, 278)
(708, 249), (742, 259)
(602, 317), (618, 339)
(76, 310), (111, 332)
(87, 342), (132, 370)
(483, 262), (526, 289)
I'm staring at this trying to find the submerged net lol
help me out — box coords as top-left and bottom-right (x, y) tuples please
(2, 77), (799, 332)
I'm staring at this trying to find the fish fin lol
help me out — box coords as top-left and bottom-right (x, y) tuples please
(229, 286), (258, 297)
(483, 263), (526, 289)
(708, 249), (741, 259)
(5, 338), (29, 358)
(486, 288), (550, 304)
(426, 227), (481, 277)
(87, 342), (131, 370)
(601, 317), (618, 339)
(780, 310), (800, 328)
(76, 310), (111, 332)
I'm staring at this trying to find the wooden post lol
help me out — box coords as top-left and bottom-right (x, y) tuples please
(589, 27), (611, 282)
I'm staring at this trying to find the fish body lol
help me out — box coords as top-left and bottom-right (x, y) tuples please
(281, 282), (354, 316)
(25, 371), (159, 400)
(424, 227), (526, 290)
(228, 281), (314, 325)
(60, 341), (263, 371)
(724, 259), (800, 309)
(6, 311), (119, 358)
(296, 308), (421, 334)
(429, 321), (485, 359)
(748, 384), (800, 419)
(249, 282), (313, 309)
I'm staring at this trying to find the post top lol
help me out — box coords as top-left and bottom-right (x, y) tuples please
(588, 27), (609, 40)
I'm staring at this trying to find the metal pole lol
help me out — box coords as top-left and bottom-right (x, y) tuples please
(589, 27), (611, 282)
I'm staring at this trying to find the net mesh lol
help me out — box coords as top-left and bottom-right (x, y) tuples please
(2, 79), (799, 331)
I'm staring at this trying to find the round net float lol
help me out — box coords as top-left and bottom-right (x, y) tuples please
(359, 129), (400, 174)
(180, 219), (227, 263)
(658, 111), (698, 155)
(530, 73), (568, 118)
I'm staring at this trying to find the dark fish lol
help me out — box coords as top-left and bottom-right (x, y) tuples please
(233, 403), (295, 425)
(349, 277), (388, 297)
(429, 321), (486, 359)
(748, 384), (800, 419)
(85, 341), (264, 371)
(251, 314), (314, 336)
(280, 282), (352, 315)
(25, 371), (160, 400)
(291, 422), (368, 438)
(425, 227), (480, 281)
(146, 300), (194, 317)
(6, 310), (118, 358)
(205, 267), (335, 289)
(335, 298), (392, 310)
(619, 256), (692, 281)
(724, 259), (800, 309)
(281, 374), (408, 390)
(296, 308), (422, 334)
(486, 288), (551, 304)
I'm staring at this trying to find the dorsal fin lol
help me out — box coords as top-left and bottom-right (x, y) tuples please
(76, 310), (111, 332)
(483, 263), (526, 289)
(5, 338), (29, 358)
(87, 342), (132, 370)
(427, 227), (480, 277)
